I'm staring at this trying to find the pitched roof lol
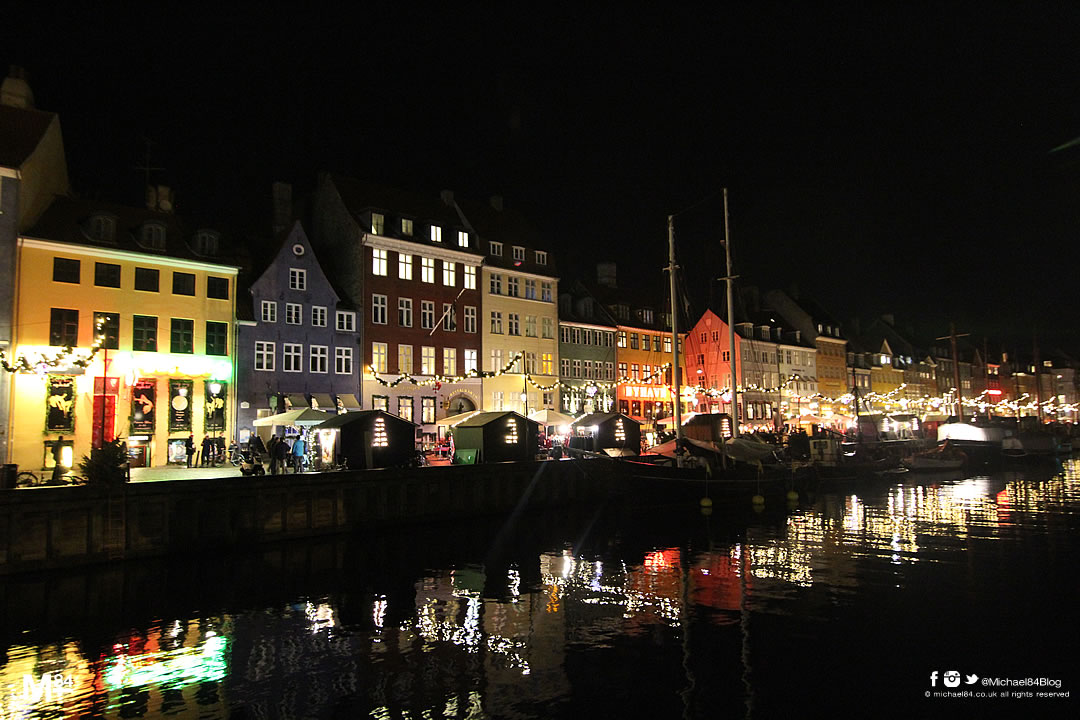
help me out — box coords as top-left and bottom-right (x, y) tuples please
(0, 104), (55, 168)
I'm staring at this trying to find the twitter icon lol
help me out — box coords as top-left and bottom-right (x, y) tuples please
(965, 674), (979, 685)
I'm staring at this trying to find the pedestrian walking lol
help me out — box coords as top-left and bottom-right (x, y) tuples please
(185, 434), (195, 468)
(276, 436), (291, 473)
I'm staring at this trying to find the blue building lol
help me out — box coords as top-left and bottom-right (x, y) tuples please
(235, 220), (361, 442)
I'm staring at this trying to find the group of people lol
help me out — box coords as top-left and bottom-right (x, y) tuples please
(184, 434), (226, 468)
(260, 433), (306, 474)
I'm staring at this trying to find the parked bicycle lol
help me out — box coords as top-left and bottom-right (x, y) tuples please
(15, 470), (84, 487)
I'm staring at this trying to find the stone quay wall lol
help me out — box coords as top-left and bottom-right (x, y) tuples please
(0, 460), (615, 575)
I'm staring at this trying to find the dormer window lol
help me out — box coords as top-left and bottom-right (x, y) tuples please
(457, 230), (469, 248)
(512, 246), (525, 262)
(535, 250), (547, 265)
(490, 241), (503, 256)
(371, 213), (384, 235)
(141, 222), (167, 251)
(87, 214), (116, 243)
(194, 230), (219, 256)
(430, 225), (442, 243)
(881, 354), (890, 365)
(401, 218), (413, 236)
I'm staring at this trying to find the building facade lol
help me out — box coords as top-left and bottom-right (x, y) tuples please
(557, 282), (616, 415)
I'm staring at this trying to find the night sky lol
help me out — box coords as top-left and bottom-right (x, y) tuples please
(5, 4), (1079, 348)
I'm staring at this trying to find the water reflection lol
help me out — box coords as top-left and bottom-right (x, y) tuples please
(2, 461), (1078, 718)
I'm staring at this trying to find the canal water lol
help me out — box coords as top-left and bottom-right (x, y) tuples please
(2, 460), (1077, 719)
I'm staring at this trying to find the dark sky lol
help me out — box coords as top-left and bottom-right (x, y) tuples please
(5, 4), (1080, 347)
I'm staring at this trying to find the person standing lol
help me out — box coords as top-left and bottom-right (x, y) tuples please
(268, 435), (279, 474)
(51, 437), (65, 483)
(201, 435), (212, 467)
(276, 436), (291, 473)
(291, 434), (306, 473)
(185, 434), (195, 468)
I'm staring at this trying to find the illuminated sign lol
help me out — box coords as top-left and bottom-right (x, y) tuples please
(108, 352), (232, 381)
(620, 384), (672, 400)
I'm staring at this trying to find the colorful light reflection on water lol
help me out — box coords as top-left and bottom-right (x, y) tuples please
(2, 461), (1078, 718)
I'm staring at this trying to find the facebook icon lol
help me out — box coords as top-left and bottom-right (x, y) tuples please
(930, 671), (939, 687)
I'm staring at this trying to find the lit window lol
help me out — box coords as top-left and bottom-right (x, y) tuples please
(421, 346), (435, 374)
(443, 347), (457, 375)
(443, 261), (455, 286)
(398, 344), (413, 374)
(421, 257), (435, 283)
(401, 218), (413, 235)
(371, 213), (384, 235)
(464, 349), (477, 373)
(399, 253), (412, 279)
(430, 225), (442, 243)
(397, 397), (413, 423)
(373, 248), (388, 276)
(464, 265), (476, 289)
(457, 230), (468, 247)
(542, 353), (553, 375)
(371, 342), (388, 373)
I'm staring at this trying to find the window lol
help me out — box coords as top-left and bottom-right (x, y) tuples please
(401, 218), (413, 235)
(430, 225), (442, 243)
(337, 311), (356, 332)
(508, 313), (520, 335)
(398, 344), (413, 374)
(88, 215), (115, 242)
(373, 248), (388, 275)
(371, 213), (384, 235)
(572, 328), (581, 344)
(132, 315), (157, 352)
(421, 301), (435, 329)
(525, 352), (537, 374)
(512, 246), (525, 261)
(618, 362), (627, 378)
(491, 349), (503, 372)
(583, 360), (593, 379)
(421, 346), (435, 375)
(606, 362), (614, 380)
(490, 241), (503, 256)
(134, 267), (159, 292)
(541, 282), (553, 302)
(541, 353), (553, 375)
(464, 349), (477, 373)
(255, 341), (275, 371)
(536, 250), (547, 265)
(525, 315), (537, 337)
(572, 359), (581, 378)
(642, 335), (651, 351)
(206, 321), (228, 356)
(397, 396), (413, 422)
(286, 303), (302, 325)
(525, 279), (536, 299)
(335, 347), (353, 374)
(457, 230), (468, 248)
(310, 345), (328, 373)
(617, 331), (626, 348)
(170, 318), (194, 354)
(642, 309), (654, 324)
(464, 306), (477, 333)
(289, 268), (306, 290)
(421, 257), (435, 283)
(207, 276), (229, 299)
(664, 336), (672, 353)
(630, 333), (639, 350)
(398, 298), (413, 327)
(172, 272), (195, 296)
(442, 261), (455, 286)
(630, 364), (640, 381)
(141, 223), (166, 250)
(490, 274), (502, 294)
(561, 358), (570, 376)
(442, 303), (456, 331)
(372, 294), (387, 324)
(508, 277), (519, 297)
(262, 301), (278, 323)
(194, 230), (218, 256)
(284, 343), (303, 372)
(422, 396), (436, 423)
(95, 262), (121, 288)
(399, 253), (413, 279)
(464, 265), (476, 289)
(542, 317), (553, 338)
(492, 391), (504, 411)
(312, 306), (327, 327)
(92, 312), (119, 349)
(372, 395), (389, 411)
(490, 311), (502, 334)
(443, 347), (457, 376)
(53, 258), (80, 284)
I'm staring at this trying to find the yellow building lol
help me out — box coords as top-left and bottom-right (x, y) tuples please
(7, 196), (238, 472)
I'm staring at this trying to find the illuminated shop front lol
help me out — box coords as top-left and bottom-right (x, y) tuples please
(616, 382), (675, 446)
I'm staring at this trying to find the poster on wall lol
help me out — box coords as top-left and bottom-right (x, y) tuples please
(131, 379), (156, 434)
(168, 379), (193, 432)
(205, 381), (226, 431)
(46, 375), (75, 433)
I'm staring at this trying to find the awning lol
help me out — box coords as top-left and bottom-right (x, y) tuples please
(336, 393), (361, 410)
(253, 408), (332, 427)
(436, 410), (483, 427)
(310, 393), (335, 411)
(282, 394), (308, 409)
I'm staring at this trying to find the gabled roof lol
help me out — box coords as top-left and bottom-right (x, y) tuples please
(571, 412), (639, 426)
(316, 409), (417, 430)
(559, 279), (618, 326)
(454, 410), (537, 428)
(0, 104), (55, 168)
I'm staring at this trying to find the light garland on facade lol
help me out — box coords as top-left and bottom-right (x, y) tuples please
(0, 330), (108, 374)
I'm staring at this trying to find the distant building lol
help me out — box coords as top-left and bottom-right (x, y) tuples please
(557, 280), (616, 415)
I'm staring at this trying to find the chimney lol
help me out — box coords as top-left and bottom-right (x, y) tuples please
(146, 185), (175, 213)
(597, 261), (617, 288)
(272, 182), (293, 235)
(490, 195), (504, 212)
(0, 66), (34, 109)
(440, 189), (455, 206)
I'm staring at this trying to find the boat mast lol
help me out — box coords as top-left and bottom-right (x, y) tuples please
(667, 215), (685, 466)
(722, 189), (739, 438)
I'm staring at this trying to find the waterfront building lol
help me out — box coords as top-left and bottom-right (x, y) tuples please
(312, 176), (485, 445)
(587, 263), (679, 444)
(557, 280), (617, 415)
(473, 197), (558, 417)
(683, 308), (738, 429)
(9, 193), (239, 470)
(733, 313), (817, 431)
(234, 218), (361, 439)
(0, 66), (70, 463)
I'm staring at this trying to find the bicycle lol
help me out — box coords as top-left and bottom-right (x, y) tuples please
(15, 470), (85, 487)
